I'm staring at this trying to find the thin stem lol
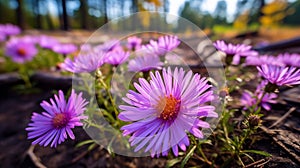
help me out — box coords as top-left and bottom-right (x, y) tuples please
(198, 143), (210, 164)
(19, 64), (32, 88)
(98, 75), (119, 120)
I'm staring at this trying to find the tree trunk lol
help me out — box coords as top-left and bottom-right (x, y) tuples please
(79, 0), (88, 29)
(103, 0), (108, 24)
(35, 0), (42, 29)
(16, 0), (25, 29)
(62, 0), (69, 30)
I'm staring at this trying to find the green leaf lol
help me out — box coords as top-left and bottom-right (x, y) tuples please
(165, 158), (182, 168)
(243, 150), (272, 157)
(76, 140), (95, 148)
(180, 145), (197, 168)
(241, 152), (255, 162)
(88, 143), (97, 151)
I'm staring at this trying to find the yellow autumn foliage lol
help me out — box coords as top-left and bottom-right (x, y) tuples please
(233, 11), (249, 30)
(260, 0), (291, 27)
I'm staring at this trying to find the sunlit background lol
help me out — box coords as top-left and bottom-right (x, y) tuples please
(1, 0), (300, 33)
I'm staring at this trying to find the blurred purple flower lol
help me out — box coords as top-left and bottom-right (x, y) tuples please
(142, 35), (180, 56)
(0, 32), (5, 42)
(128, 55), (163, 72)
(5, 38), (38, 63)
(95, 40), (120, 52)
(245, 55), (284, 66)
(213, 40), (258, 65)
(127, 36), (142, 50)
(39, 35), (59, 49)
(53, 43), (77, 55)
(277, 53), (300, 67)
(241, 81), (277, 111)
(80, 44), (92, 53)
(104, 49), (130, 66)
(26, 90), (88, 148)
(0, 24), (21, 36)
(257, 64), (300, 86)
(60, 52), (105, 73)
(118, 67), (217, 157)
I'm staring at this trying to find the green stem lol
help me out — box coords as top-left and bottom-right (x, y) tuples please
(251, 90), (266, 114)
(98, 76), (119, 120)
(198, 143), (209, 164)
(19, 64), (32, 88)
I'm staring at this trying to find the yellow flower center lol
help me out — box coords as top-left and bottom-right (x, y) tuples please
(52, 113), (69, 128)
(156, 95), (180, 120)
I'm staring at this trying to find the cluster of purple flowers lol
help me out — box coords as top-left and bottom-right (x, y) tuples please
(60, 35), (180, 73)
(214, 40), (300, 112)
(213, 40), (258, 65)
(3, 32), (79, 63)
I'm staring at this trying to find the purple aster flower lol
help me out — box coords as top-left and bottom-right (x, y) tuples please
(95, 39), (120, 52)
(104, 49), (130, 66)
(142, 35), (180, 56)
(39, 35), (59, 49)
(60, 52), (105, 73)
(0, 32), (5, 42)
(128, 55), (163, 72)
(241, 81), (277, 111)
(21, 35), (40, 44)
(52, 43), (77, 55)
(127, 36), (142, 50)
(277, 53), (300, 67)
(257, 64), (300, 87)
(26, 90), (88, 148)
(4, 38), (38, 63)
(245, 55), (283, 66)
(118, 67), (217, 157)
(0, 24), (21, 36)
(213, 40), (258, 65)
(80, 44), (92, 52)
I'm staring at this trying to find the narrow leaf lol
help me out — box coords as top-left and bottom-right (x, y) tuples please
(180, 145), (197, 168)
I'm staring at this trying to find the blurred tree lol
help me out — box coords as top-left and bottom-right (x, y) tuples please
(284, 0), (300, 25)
(233, 10), (250, 30)
(260, 0), (293, 27)
(0, 0), (16, 24)
(103, 0), (108, 24)
(33, 0), (42, 29)
(214, 0), (227, 24)
(79, 0), (88, 29)
(16, 0), (25, 29)
(61, 0), (69, 30)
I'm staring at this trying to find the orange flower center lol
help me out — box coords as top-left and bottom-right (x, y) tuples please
(17, 48), (26, 56)
(156, 95), (181, 120)
(52, 113), (69, 129)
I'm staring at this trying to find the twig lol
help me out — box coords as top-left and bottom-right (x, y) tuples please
(255, 157), (272, 167)
(27, 145), (47, 168)
(245, 157), (271, 168)
(193, 153), (213, 166)
(268, 107), (296, 129)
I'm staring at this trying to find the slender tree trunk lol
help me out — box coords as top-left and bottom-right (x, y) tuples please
(79, 0), (88, 29)
(16, 0), (25, 29)
(103, 0), (108, 24)
(35, 0), (42, 29)
(258, 0), (265, 17)
(62, 0), (69, 30)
